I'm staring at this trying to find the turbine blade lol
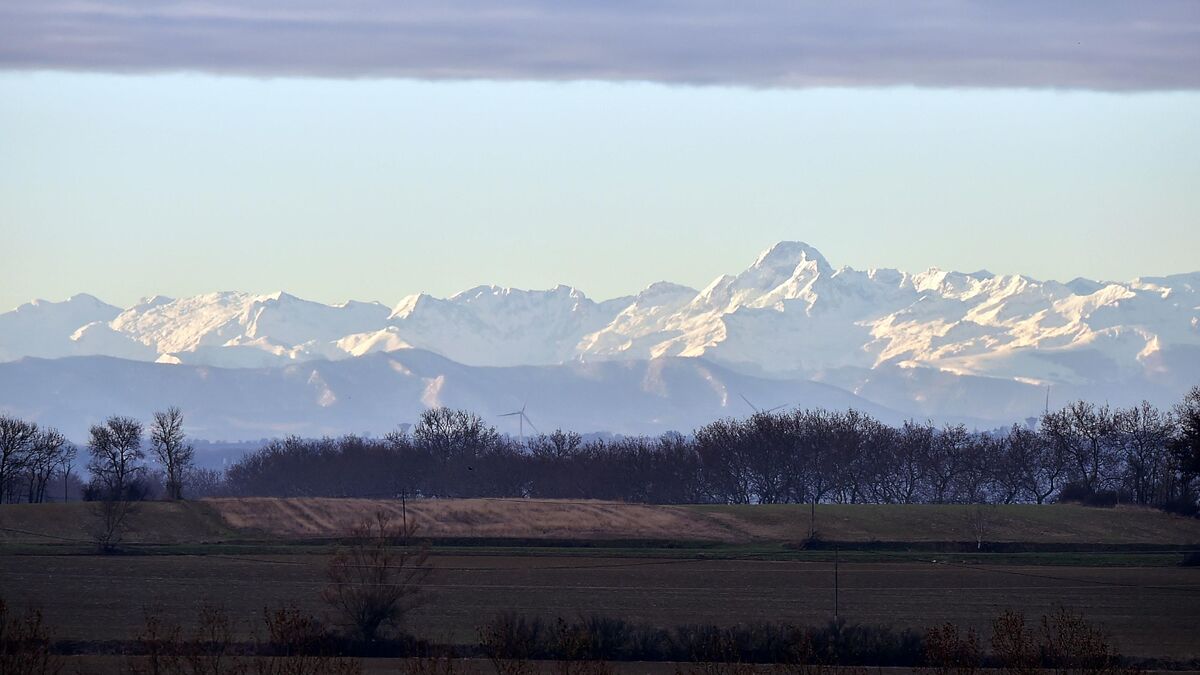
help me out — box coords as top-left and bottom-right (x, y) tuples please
(522, 413), (540, 435)
(739, 393), (758, 412)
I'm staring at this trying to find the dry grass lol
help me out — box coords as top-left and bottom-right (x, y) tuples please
(209, 498), (1200, 546)
(4, 498), (1199, 547)
(209, 497), (745, 542)
(688, 503), (1200, 545)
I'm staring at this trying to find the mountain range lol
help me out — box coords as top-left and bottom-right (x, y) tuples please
(1, 242), (1196, 439)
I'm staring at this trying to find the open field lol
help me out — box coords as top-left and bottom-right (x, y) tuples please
(5, 498), (1200, 547)
(2, 553), (1198, 659)
(2, 498), (1199, 664)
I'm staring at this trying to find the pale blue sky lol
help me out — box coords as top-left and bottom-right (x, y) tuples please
(2, 72), (1199, 310)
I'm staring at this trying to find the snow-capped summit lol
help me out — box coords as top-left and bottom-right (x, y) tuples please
(751, 240), (832, 276)
(1, 240), (1196, 422)
(0, 293), (122, 361)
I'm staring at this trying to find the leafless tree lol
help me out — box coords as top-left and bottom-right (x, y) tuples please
(86, 416), (145, 552)
(59, 445), (77, 503)
(0, 415), (38, 504)
(322, 511), (431, 643)
(87, 416), (145, 499)
(151, 407), (196, 500)
(1042, 402), (1120, 495)
(926, 425), (971, 504)
(91, 496), (137, 553)
(965, 504), (998, 550)
(23, 429), (67, 504)
(1170, 386), (1200, 506)
(1115, 402), (1173, 505)
(999, 425), (1065, 504)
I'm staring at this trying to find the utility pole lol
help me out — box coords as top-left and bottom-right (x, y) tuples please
(833, 545), (839, 621)
(400, 490), (409, 544)
(809, 500), (816, 540)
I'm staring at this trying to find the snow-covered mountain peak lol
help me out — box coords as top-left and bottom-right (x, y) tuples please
(16, 293), (114, 313)
(389, 293), (429, 319)
(259, 290), (298, 302)
(1, 242), (1197, 413)
(752, 241), (831, 274)
(634, 281), (698, 305)
(0, 294), (123, 361)
(135, 295), (175, 308)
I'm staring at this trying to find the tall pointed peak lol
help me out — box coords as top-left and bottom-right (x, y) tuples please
(752, 241), (831, 273)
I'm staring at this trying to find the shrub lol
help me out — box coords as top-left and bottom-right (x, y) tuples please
(322, 512), (430, 644)
(1159, 497), (1200, 518)
(0, 597), (61, 675)
(923, 622), (981, 675)
(478, 613), (542, 675)
(255, 606), (360, 675)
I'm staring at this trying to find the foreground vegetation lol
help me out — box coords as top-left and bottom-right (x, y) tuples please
(2, 389), (1198, 669)
(0, 594), (1161, 675)
(1, 503), (1197, 666)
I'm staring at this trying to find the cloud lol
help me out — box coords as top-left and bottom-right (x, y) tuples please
(1, 1), (1197, 90)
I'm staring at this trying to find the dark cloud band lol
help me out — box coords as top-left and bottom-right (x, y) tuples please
(2, 1), (1197, 90)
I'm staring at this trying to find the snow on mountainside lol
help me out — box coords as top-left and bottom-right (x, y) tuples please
(0, 294), (124, 361)
(1, 242), (1197, 429)
(381, 285), (633, 366)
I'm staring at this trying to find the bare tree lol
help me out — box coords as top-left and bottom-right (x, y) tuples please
(1042, 402), (1120, 494)
(24, 429), (66, 504)
(965, 504), (998, 550)
(1000, 425), (1065, 504)
(0, 416), (38, 504)
(86, 416), (144, 553)
(59, 445), (77, 503)
(1115, 401), (1173, 505)
(1169, 386), (1200, 507)
(322, 511), (431, 643)
(150, 407), (195, 500)
(87, 416), (145, 499)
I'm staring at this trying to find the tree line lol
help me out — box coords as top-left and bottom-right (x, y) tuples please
(223, 386), (1200, 514)
(2, 386), (1198, 513)
(0, 406), (205, 504)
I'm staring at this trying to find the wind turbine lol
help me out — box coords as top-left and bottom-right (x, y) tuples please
(740, 394), (785, 414)
(500, 402), (540, 443)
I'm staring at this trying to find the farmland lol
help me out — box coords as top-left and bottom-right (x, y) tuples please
(6, 497), (1200, 547)
(1, 498), (1199, 663)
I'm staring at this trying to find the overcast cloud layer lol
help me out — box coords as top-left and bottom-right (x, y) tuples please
(2, 1), (1198, 89)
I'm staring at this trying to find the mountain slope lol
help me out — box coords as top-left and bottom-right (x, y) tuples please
(0, 352), (904, 440)
(1, 241), (1196, 426)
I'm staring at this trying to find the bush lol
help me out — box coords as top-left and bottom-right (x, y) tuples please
(1056, 483), (1124, 508)
(0, 597), (61, 675)
(477, 614), (925, 667)
(479, 613), (543, 675)
(81, 474), (157, 502)
(809, 619), (923, 666)
(1159, 497), (1200, 518)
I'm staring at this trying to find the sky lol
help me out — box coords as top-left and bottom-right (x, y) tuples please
(2, 2), (1199, 310)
